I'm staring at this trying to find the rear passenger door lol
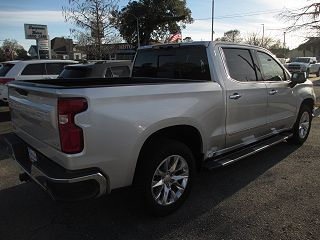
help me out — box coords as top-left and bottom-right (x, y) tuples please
(18, 63), (45, 80)
(256, 51), (296, 132)
(222, 47), (269, 148)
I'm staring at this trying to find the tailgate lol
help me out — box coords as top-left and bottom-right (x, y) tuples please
(8, 85), (60, 149)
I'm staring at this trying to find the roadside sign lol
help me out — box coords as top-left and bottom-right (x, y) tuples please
(24, 24), (48, 40)
(38, 39), (49, 50)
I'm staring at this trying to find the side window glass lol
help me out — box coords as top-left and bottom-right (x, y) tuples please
(257, 52), (286, 81)
(109, 66), (130, 77)
(46, 63), (66, 75)
(21, 64), (44, 75)
(222, 48), (257, 82)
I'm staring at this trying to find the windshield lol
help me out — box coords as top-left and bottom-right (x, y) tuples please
(292, 58), (310, 63)
(0, 63), (14, 76)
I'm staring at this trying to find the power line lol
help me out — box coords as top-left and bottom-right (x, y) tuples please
(194, 8), (284, 20)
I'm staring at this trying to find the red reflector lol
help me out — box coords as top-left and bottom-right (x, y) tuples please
(0, 78), (15, 84)
(58, 98), (88, 154)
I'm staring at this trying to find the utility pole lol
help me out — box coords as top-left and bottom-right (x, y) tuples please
(261, 24), (265, 47)
(211, 0), (215, 41)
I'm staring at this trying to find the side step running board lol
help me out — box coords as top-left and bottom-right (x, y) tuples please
(204, 133), (293, 170)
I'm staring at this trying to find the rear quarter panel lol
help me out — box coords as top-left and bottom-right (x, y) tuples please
(73, 82), (225, 189)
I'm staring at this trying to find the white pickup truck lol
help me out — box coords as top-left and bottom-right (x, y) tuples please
(6, 42), (316, 216)
(287, 57), (320, 77)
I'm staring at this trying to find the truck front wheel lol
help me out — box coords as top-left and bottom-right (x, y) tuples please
(288, 105), (312, 145)
(136, 139), (196, 216)
(317, 68), (320, 77)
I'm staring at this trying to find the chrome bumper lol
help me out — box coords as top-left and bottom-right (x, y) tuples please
(5, 133), (109, 201)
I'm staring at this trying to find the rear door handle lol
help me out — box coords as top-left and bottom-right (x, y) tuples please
(269, 89), (278, 95)
(229, 93), (242, 100)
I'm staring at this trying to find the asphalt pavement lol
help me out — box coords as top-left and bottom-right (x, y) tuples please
(0, 79), (319, 240)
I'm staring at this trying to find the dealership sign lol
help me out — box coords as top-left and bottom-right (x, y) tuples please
(24, 24), (48, 40)
(38, 40), (49, 50)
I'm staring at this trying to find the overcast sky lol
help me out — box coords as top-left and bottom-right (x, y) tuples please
(0, 0), (311, 50)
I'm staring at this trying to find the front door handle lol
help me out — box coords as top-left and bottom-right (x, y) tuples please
(269, 89), (278, 95)
(229, 93), (242, 100)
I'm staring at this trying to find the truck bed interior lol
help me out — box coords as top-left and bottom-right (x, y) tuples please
(10, 77), (206, 89)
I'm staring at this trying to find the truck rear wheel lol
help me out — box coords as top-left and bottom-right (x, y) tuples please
(288, 104), (312, 145)
(136, 139), (195, 216)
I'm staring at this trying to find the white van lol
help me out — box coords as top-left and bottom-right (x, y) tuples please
(0, 59), (77, 102)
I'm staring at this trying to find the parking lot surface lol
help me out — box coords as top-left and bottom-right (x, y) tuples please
(0, 79), (320, 240)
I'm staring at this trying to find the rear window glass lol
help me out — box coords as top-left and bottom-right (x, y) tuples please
(105, 66), (130, 77)
(59, 68), (93, 78)
(46, 63), (68, 75)
(222, 48), (257, 82)
(21, 63), (45, 75)
(133, 46), (211, 81)
(0, 63), (14, 76)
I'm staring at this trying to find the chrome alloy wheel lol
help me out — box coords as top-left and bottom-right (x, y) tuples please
(299, 111), (310, 139)
(151, 155), (189, 206)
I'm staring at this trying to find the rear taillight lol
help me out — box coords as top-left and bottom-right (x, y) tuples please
(58, 98), (88, 154)
(0, 78), (15, 84)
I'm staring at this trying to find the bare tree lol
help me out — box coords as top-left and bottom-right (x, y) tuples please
(280, 2), (320, 32)
(62, 0), (120, 59)
(216, 29), (242, 43)
(244, 32), (275, 48)
(1, 39), (24, 60)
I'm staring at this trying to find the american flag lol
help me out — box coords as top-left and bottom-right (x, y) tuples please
(168, 33), (182, 42)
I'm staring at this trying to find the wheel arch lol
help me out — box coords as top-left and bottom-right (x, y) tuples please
(300, 98), (315, 111)
(133, 125), (204, 183)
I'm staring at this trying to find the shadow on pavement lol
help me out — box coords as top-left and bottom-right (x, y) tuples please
(0, 142), (300, 240)
(0, 100), (8, 107)
(313, 80), (320, 86)
(0, 133), (11, 160)
(0, 111), (10, 122)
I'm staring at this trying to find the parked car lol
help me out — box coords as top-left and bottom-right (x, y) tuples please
(58, 60), (132, 79)
(0, 59), (78, 102)
(6, 42), (316, 216)
(287, 57), (320, 77)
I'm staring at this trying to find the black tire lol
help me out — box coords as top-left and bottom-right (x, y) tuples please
(316, 69), (320, 77)
(135, 139), (196, 216)
(288, 104), (312, 145)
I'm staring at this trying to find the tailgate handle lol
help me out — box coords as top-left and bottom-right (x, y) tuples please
(15, 88), (29, 96)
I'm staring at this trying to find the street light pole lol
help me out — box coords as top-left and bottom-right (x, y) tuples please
(211, 0), (215, 41)
(283, 31), (286, 58)
(261, 24), (265, 46)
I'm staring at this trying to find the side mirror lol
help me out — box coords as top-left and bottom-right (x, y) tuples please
(291, 72), (306, 85)
(313, 61), (317, 64)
